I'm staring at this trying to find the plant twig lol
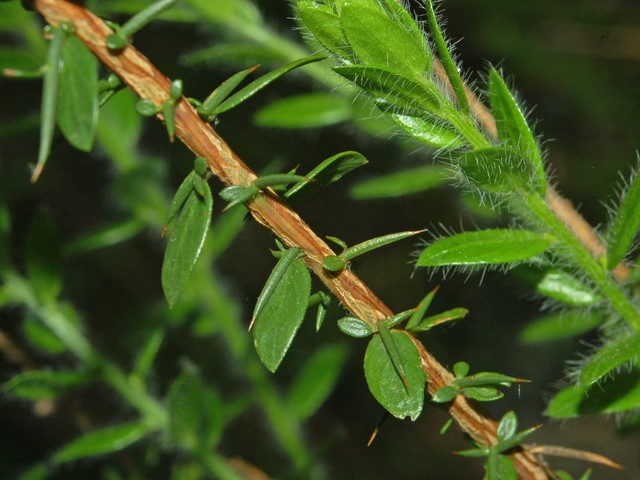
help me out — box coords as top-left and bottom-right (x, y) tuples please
(32, 1), (553, 477)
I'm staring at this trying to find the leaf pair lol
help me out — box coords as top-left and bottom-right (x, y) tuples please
(161, 158), (213, 307)
(33, 24), (98, 181)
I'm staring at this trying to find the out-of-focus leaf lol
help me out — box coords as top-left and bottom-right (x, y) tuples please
(167, 370), (205, 449)
(350, 165), (448, 200)
(417, 229), (551, 267)
(57, 35), (98, 151)
(520, 267), (601, 306)
(519, 311), (603, 344)
(390, 113), (465, 149)
(65, 219), (145, 256)
(255, 93), (351, 129)
(253, 258), (311, 372)
(607, 169), (640, 269)
(181, 43), (283, 67)
(488, 68), (544, 187)
(364, 331), (426, 420)
(0, 201), (10, 273)
(4, 369), (92, 400)
(579, 332), (640, 385)
(297, 0), (351, 58)
(548, 369), (640, 418)
(26, 210), (63, 303)
(485, 453), (517, 480)
(285, 151), (367, 198)
(286, 343), (347, 420)
(53, 421), (151, 463)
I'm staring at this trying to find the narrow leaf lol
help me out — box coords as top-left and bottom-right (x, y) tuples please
(167, 370), (205, 448)
(579, 331), (640, 385)
(255, 92), (351, 129)
(53, 421), (151, 463)
(409, 307), (469, 332)
(285, 151), (368, 198)
(197, 65), (256, 119)
(26, 210), (63, 303)
(286, 343), (348, 420)
(405, 288), (439, 331)
(488, 68), (545, 187)
(464, 387), (503, 402)
(389, 113), (465, 149)
(417, 229), (551, 267)
(57, 35), (98, 151)
(364, 330), (426, 420)
(33, 27), (65, 182)
(607, 169), (640, 269)
(253, 258), (311, 372)
(162, 186), (213, 307)
(213, 54), (327, 115)
(350, 165), (449, 200)
(519, 311), (603, 344)
(4, 370), (91, 400)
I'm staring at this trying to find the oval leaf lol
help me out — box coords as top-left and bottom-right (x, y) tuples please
(255, 92), (351, 129)
(607, 169), (640, 269)
(253, 258), (311, 372)
(57, 34), (98, 151)
(53, 421), (151, 464)
(337, 316), (372, 338)
(579, 332), (640, 385)
(389, 113), (465, 149)
(527, 268), (601, 306)
(364, 331), (426, 420)
(162, 187), (213, 307)
(297, 1), (352, 58)
(417, 229), (551, 267)
(350, 165), (449, 200)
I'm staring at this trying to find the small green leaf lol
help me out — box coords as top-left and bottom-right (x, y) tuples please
(519, 311), (603, 343)
(255, 93), (352, 129)
(53, 421), (151, 464)
(607, 169), (640, 269)
(485, 454), (518, 480)
(297, 1), (352, 58)
(167, 370), (205, 449)
(337, 316), (373, 338)
(579, 332), (640, 385)
(525, 268), (602, 306)
(341, 1), (428, 77)
(323, 254), (346, 272)
(464, 387), (503, 402)
(364, 330), (426, 420)
(496, 411), (518, 441)
(350, 165), (449, 200)
(253, 258), (311, 372)
(161, 186), (213, 307)
(417, 229), (551, 267)
(286, 343), (348, 420)
(197, 65), (256, 120)
(57, 34), (98, 151)
(454, 372), (519, 389)
(458, 147), (542, 194)
(488, 68), (545, 188)
(389, 113), (465, 149)
(408, 307), (469, 332)
(4, 370), (91, 400)
(26, 211), (63, 303)
(548, 369), (640, 418)
(431, 385), (458, 403)
(285, 151), (368, 198)
(213, 55), (327, 115)
(453, 361), (470, 378)
(334, 65), (440, 115)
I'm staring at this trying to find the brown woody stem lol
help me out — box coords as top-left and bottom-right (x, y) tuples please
(33, 1), (551, 477)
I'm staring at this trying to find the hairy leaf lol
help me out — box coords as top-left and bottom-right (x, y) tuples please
(579, 331), (640, 385)
(524, 268), (601, 306)
(607, 169), (640, 269)
(417, 229), (551, 267)
(364, 331), (426, 420)
(253, 258), (311, 372)
(297, 0), (352, 58)
(389, 113), (465, 149)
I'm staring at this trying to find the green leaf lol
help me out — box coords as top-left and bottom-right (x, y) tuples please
(285, 151), (368, 198)
(485, 454), (518, 480)
(255, 92), (351, 129)
(488, 68), (545, 188)
(26, 210), (63, 303)
(548, 368), (640, 418)
(340, 1), (428, 77)
(22, 314), (68, 354)
(253, 258), (311, 372)
(350, 165), (449, 200)
(57, 34), (98, 151)
(53, 421), (151, 464)
(464, 387), (503, 402)
(417, 229), (551, 267)
(519, 311), (603, 343)
(162, 187), (213, 307)
(286, 343), (348, 420)
(364, 330), (426, 420)
(607, 169), (640, 269)
(389, 113), (465, 149)
(453, 361), (470, 378)
(579, 331), (640, 385)
(297, 1), (352, 58)
(431, 385), (458, 403)
(496, 411), (518, 441)
(0, 200), (11, 273)
(4, 370), (91, 400)
(458, 147), (542, 194)
(167, 370), (205, 449)
(454, 371), (519, 389)
(337, 316), (373, 338)
(519, 267), (602, 306)
(408, 307), (469, 332)
(213, 54), (327, 115)
(333, 65), (440, 115)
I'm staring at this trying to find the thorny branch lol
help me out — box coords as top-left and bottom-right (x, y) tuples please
(30, 0), (624, 478)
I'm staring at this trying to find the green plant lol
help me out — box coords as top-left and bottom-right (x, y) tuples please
(1, 0), (638, 478)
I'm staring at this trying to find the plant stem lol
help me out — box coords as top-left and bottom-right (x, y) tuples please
(524, 192), (640, 329)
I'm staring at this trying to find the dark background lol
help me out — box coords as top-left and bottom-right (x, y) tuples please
(1, 0), (640, 478)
